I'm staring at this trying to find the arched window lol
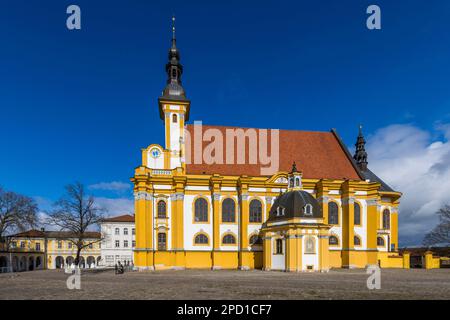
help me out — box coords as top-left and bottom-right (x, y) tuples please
(295, 177), (300, 187)
(382, 209), (390, 229)
(305, 236), (316, 254)
(157, 200), (167, 218)
(222, 234), (236, 245)
(172, 113), (177, 123)
(354, 235), (361, 246)
(194, 198), (208, 222)
(249, 199), (262, 223)
(329, 235), (339, 246)
(249, 235), (262, 245)
(194, 233), (209, 245)
(354, 202), (361, 225)
(303, 204), (313, 216)
(289, 178), (294, 188)
(157, 233), (166, 251)
(328, 202), (339, 225)
(222, 198), (235, 223)
(377, 236), (385, 246)
(275, 239), (283, 254)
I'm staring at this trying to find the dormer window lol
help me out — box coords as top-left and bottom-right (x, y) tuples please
(276, 206), (286, 217)
(303, 204), (313, 216)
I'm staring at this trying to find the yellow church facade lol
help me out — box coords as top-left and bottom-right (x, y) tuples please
(132, 24), (406, 272)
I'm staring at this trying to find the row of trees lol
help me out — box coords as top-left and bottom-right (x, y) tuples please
(0, 183), (106, 267)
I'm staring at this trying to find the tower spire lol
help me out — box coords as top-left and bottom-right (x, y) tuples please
(161, 15), (187, 101)
(353, 125), (368, 171)
(172, 15), (176, 44)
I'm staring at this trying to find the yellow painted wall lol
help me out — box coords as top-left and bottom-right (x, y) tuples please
(424, 252), (441, 269)
(214, 251), (239, 269)
(377, 252), (404, 268)
(140, 251), (259, 270)
(248, 252), (263, 269)
(185, 252), (212, 269)
(328, 250), (342, 268)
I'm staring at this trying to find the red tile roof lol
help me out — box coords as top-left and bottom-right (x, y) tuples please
(10, 229), (45, 238)
(10, 229), (101, 239)
(102, 214), (135, 223)
(185, 125), (361, 180)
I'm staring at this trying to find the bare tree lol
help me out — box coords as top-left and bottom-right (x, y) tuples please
(47, 182), (106, 266)
(423, 204), (450, 246)
(0, 186), (38, 247)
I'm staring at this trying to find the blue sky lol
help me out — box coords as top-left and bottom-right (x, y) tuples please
(1, 1), (450, 245)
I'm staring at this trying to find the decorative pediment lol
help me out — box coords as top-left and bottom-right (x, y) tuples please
(275, 177), (288, 184)
(266, 172), (289, 184)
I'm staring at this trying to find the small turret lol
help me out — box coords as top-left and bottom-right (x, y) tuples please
(287, 162), (302, 191)
(353, 125), (368, 171)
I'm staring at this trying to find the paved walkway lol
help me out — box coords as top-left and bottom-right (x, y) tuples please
(0, 268), (449, 299)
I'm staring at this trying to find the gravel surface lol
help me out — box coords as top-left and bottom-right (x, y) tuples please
(0, 268), (449, 300)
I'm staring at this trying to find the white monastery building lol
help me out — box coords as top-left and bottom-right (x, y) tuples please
(100, 214), (136, 267)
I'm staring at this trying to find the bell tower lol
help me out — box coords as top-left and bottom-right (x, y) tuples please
(158, 16), (191, 170)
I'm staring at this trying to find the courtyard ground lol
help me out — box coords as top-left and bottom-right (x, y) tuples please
(0, 268), (449, 300)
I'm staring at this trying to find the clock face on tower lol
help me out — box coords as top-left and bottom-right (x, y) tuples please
(150, 148), (161, 159)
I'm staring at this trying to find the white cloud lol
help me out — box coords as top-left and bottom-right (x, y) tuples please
(366, 123), (450, 245)
(88, 181), (130, 192)
(94, 197), (134, 217)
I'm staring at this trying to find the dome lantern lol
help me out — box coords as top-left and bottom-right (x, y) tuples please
(287, 161), (302, 191)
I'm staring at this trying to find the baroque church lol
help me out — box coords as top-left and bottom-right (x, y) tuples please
(132, 22), (404, 272)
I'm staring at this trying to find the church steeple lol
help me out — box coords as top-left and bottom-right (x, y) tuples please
(158, 16), (191, 169)
(353, 125), (368, 171)
(161, 16), (187, 101)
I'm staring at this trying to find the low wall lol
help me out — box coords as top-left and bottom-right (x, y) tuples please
(377, 252), (405, 268)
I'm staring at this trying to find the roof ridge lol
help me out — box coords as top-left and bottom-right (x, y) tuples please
(330, 128), (365, 180)
(186, 123), (331, 134)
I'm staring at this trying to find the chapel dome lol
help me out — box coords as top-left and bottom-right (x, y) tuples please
(267, 190), (322, 222)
